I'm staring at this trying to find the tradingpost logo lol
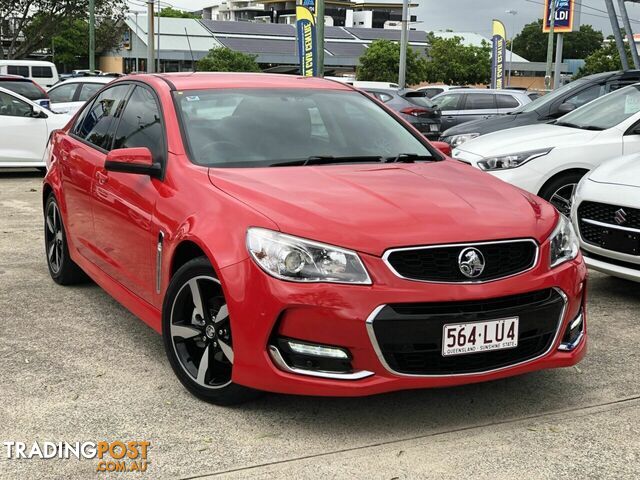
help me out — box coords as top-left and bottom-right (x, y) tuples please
(3, 440), (151, 473)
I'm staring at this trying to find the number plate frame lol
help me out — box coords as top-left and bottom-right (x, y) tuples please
(442, 317), (519, 357)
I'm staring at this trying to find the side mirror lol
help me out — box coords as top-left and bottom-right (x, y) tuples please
(431, 140), (452, 156)
(555, 102), (576, 117)
(104, 147), (161, 178)
(31, 105), (47, 118)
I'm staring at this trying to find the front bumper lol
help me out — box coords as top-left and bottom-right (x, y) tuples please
(221, 251), (587, 397)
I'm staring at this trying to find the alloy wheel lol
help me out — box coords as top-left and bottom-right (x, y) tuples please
(45, 201), (64, 274)
(549, 183), (577, 217)
(169, 276), (233, 389)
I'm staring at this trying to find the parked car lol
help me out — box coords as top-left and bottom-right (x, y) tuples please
(432, 88), (531, 131)
(0, 74), (51, 109)
(417, 85), (469, 98)
(441, 70), (640, 147)
(452, 84), (640, 216)
(47, 77), (113, 114)
(349, 81), (399, 89)
(0, 86), (70, 168)
(0, 60), (59, 88)
(572, 154), (640, 282)
(365, 88), (442, 139)
(43, 73), (586, 404)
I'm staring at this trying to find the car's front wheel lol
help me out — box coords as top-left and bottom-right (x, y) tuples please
(162, 257), (261, 405)
(538, 171), (587, 217)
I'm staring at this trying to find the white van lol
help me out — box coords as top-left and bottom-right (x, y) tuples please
(0, 60), (59, 88)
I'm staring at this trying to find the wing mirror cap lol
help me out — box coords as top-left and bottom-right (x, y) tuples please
(430, 140), (452, 157)
(105, 147), (161, 177)
(555, 102), (576, 116)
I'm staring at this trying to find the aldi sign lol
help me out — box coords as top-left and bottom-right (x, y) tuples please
(543, 0), (581, 33)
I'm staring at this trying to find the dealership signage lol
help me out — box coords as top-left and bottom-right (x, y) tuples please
(296, 0), (318, 76)
(491, 20), (506, 90)
(543, 0), (581, 33)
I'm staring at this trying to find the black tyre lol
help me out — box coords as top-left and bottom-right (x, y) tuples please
(44, 194), (87, 285)
(538, 171), (587, 217)
(162, 257), (261, 405)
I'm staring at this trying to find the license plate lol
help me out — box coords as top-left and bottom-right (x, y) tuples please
(429, 124), (439, 132)
(601, 229), (640, 255)
(442, 317), (519, 357)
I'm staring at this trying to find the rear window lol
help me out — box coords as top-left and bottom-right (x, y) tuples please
(403, 92), (436, 108)
(0, 80), (45, 100)
(7, 65), (29, 77)
(32, 66), (53, 78)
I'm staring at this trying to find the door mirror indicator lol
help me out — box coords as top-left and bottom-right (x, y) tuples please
(104, 147), (161, 178)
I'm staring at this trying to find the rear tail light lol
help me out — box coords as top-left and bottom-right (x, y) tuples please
(400, 107), (430, 117)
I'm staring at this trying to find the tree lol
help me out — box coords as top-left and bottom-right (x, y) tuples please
(50, 17), (125, 71)
(159, 7), (198, 19)
(575, 36), (633, 77)
(356, 39), (426, 85)
(0, 0), (127, 60)
(197, 47), (261, 72)
(512, 19), (604, 62)
(423, 33), (491, 85)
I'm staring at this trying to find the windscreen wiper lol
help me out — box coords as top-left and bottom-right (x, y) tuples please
(269, 155), (384, 167)
(385, 153), (436, 163)
(555, 121), (603, 131)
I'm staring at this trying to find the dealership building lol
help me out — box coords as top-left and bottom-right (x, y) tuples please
(100, 14), (567, 88)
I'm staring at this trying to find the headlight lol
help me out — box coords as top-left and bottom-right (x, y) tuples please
(478, 148), (553, 171)
(549, 215), (580, 268)
(447, 133), (480, 147)
(246, 228), (371, 284)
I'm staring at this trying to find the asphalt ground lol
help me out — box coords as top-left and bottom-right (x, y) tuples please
(1, 170), (639, 479)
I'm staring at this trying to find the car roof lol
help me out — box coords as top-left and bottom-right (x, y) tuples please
(131, 72), (355, 91)
(0, 59), (55, 66)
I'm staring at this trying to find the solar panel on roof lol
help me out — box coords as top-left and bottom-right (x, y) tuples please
(345, 27), (426, 42)
(325, 42), (367, 57)
(216, 37), (297, 55)
(201, 20), (296, 37)
(324, 27), (355, 39)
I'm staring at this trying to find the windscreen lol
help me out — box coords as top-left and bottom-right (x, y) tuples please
(173, 88), (434, 167)
(1, 81), (45, 100)
(557, 84), (640, 130)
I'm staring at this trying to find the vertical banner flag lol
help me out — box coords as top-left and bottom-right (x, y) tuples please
(296, 0), (318, 76)
(491, 20), (506, 90)
(543, 0), (579, 33)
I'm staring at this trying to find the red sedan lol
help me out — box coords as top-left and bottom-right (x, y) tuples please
(43, 73), (587, 404)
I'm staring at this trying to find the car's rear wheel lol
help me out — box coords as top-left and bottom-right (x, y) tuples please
(44, 194), (86, 285)
(538, 171), (587, 217)
(162, 257), (261, 405)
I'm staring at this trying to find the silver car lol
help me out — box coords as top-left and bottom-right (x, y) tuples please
(432, 88), (532, 131)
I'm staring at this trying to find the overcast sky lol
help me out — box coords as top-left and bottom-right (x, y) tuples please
(134, 0), (640, 39)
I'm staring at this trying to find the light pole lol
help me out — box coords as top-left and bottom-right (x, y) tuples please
(505, 9), (517, 87)
(89, 0), (95, 72)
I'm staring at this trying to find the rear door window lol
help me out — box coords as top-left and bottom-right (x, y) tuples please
(464, 94), (497, 110)
(78, 83), (104, 101)
(0, 80), (45, 100)
(496, 94), (520, 109)
(48, 83), (78, 103)
(73, 84), (131, 151)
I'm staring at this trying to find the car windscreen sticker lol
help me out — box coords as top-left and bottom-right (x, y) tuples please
(185, 96), (200, 102)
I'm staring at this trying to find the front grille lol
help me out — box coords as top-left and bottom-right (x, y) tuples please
(385, 240), (538, 282)
(369, 289), (565, 375)
(578, 202), (640, 255)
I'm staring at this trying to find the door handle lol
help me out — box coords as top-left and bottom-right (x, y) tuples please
(96, 170), (108, 185)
